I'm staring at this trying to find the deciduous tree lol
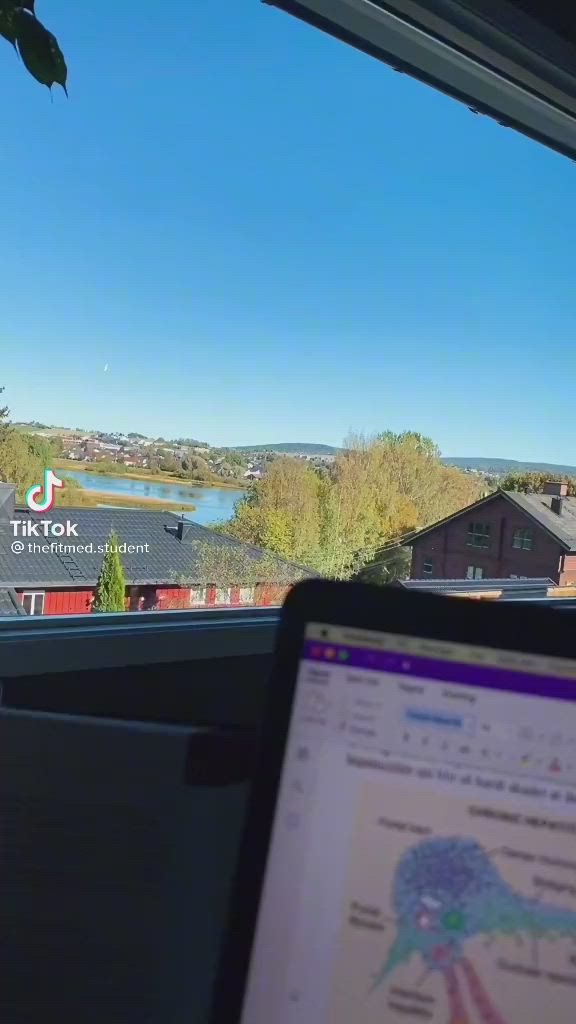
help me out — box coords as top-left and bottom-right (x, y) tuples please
(219, 433), (483, 581)
(0, 387), (57, 498)
(500, 471), (576, 495)
(175, 540), (311, 590)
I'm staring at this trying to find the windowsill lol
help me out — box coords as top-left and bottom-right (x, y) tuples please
(0, 606), (281, 677)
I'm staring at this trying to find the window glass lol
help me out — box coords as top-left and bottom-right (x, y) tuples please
(467, 523), (491, 549)
(512, 528), (533, 550)
(21, 592), (44, 615)
(0, 5), (572, 619)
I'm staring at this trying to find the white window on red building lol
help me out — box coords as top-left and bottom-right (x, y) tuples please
(214, 587), (232, 605)
(190, 586), (207, 606)
(21, 592), (45, 615)
(238, 586), (255, 605)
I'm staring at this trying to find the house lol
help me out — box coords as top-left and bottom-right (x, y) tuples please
(408, 482), (576, 585)
(0, 483), (312, 615)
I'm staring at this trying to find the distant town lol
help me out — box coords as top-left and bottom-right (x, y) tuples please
(15, 421), (576, 482)
(12, 421), (339, 484)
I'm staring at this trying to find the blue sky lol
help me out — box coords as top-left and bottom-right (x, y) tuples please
(0, 1), (574, 459)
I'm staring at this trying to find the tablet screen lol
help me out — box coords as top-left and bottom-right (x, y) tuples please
(240, 623), (576, 1024)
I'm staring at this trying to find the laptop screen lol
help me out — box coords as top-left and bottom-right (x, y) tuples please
(240, 623), (576, 1024)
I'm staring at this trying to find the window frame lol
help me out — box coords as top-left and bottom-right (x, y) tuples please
(267, 0), (576, 163)
(512, 527), (534, 551)
(422, 560), (433, 576)
(238, 586), (255, 605)
(467, 522), (491, 549)
(466, 565), (484, 580)
(214, 587), (232, 606)
(0, 606), (280, 678)
(190, 586), (208, 607)
(21, 591), (45, 616)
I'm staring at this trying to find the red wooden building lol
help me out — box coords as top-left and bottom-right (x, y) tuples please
(0, 483), (310, 615)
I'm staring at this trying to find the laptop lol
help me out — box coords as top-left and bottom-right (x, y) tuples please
(210, 579), (576, 1024)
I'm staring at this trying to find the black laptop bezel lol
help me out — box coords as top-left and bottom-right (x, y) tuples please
(208, 578), (576, 1022)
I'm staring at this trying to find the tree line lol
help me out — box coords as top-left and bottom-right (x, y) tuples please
(219, 431), (485, 581)
(499, 470), (576, 495)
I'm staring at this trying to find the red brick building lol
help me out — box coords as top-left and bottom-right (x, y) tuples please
(409, 482), (576, 585)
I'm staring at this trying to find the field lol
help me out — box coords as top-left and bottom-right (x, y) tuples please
(57, 489), (196, 512)
(54, 458), (246, 490)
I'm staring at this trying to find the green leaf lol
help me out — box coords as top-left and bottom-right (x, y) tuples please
(0, 4), (17, 44)
(14, 9), (67, 92)
(0, 16), (16, 45)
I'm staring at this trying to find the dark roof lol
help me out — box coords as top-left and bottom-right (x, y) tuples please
(0, 507), (313, 587)
(0, 587), (27, 615)
(406, 489), (576, 552)
(502, 491), (576, 550)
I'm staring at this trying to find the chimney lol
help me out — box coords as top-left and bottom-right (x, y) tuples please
(542, 481), (567, 516)
(0, 482), (15, 520)
(176, 516), (194, 541)
(543, 481), (568, 497)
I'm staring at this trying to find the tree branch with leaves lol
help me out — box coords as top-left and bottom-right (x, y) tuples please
(174, 539), (312, 591)
(0, 1), (67, 91)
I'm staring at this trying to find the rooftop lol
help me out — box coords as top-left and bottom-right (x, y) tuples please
(399, 577), (556, 594)
(0, 587), (28, 615)
(503, 491), (576, 550)
(406, 489), (576, 552)
(0, 505), (312, 588)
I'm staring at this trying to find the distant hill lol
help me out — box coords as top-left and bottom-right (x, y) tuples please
(230, 443), (340, 456)
(443, 456), (576, 476)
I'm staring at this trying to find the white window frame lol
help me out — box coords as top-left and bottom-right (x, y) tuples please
(466, 566), (483, 580)
(238, 586), (255, 605)
(190, 586), (207, 607)
(214, 587), (232, 606)
(422, 560), (433, 576)
(21, 591), (45, 616)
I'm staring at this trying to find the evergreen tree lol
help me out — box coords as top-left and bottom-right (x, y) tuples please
(92, 529), (126, 612)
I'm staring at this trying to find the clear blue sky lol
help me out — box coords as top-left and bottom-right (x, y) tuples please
(1, 1), (574, 459)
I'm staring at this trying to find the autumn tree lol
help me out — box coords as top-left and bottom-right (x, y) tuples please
(175, 540), (311, 590)
(0, 386), (58, 499)
(219, 433), (482, 582)
(224, 458), (322, 566)
(500, 471), (576, 495)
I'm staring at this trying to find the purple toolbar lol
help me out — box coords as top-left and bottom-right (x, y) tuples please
(302, 640), (576, 702)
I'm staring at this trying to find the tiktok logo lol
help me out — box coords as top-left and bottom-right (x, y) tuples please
(25, 469), (64, 513)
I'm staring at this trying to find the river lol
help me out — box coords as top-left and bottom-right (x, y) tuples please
(64, 469), (245, 526)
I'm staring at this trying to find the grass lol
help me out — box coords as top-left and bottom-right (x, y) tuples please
(54, 458), (247, 490)
(56, 489), (196, 511)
